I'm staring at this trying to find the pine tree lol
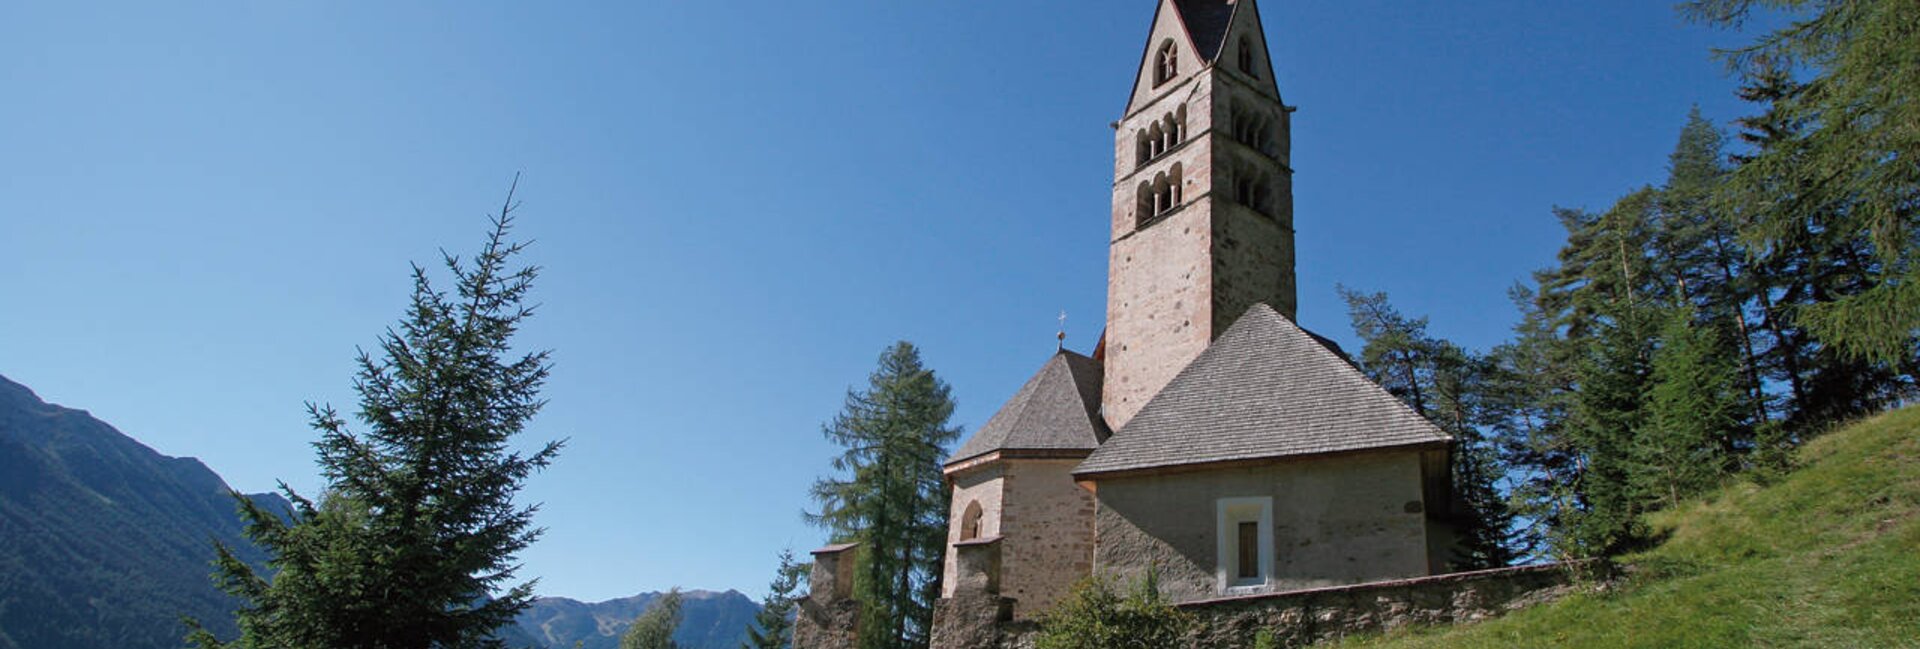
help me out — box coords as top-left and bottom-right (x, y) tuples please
(1483, 285), (1581, 559)
(743, 549), (807, 649)
(186, 183), (563, 649)
(1338, 287), (1516, 569)
(806, 342), (960, 649)
(621, 589), (684, 649)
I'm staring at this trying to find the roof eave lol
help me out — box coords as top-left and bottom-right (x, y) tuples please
(1073, 439), (1451, 482)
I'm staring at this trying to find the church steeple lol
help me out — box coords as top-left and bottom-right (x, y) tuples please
(1103, 0), (1296, 430)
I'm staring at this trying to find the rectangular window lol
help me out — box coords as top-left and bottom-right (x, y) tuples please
(1237, 521), (1259, 579)
(1215, 496), (1274, 593)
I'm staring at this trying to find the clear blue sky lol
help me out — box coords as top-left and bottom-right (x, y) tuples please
(2, 1), (1766, 601)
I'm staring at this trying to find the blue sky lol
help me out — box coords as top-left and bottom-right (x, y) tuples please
(1, 1), (1767, 601)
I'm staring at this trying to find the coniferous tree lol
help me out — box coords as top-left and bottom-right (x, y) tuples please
(186, 184), (563, 649)
(1338, 287), (1516, 568)
(1636, 309), (1743, 508)
(1565, 302), (1658, 557)
(1658, 108), (1769, 429)
(744, 549), (807, 649)
(806, 342), (960, 649)
(621, 589), (683, 649)
(1483, 285), (1580, 558)
(1686, 0), (1920, 366)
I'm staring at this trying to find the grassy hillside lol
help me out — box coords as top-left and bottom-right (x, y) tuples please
(1340, 405), (1920, 648)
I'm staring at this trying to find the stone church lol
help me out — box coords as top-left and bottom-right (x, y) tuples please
(799, 1), (1466, 646)
(937, 0), (1460, 617)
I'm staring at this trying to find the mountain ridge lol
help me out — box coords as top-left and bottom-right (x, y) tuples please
(0, 373), (286, 649)
(505, 588), (760, 649)
(0, 373), (762, 649)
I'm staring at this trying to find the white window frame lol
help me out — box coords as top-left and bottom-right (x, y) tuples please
(1215, 496), (1274, 594)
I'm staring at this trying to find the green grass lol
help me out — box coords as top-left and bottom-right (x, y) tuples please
(1338, 406), (1920, 649)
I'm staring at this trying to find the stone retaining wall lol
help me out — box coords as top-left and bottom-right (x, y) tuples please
(1176, 561), (1599, 648)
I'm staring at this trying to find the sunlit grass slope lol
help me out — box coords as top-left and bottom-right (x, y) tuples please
(1339, 405), (1920, 648)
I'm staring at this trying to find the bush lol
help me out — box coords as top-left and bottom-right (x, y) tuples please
(1033, 569), (1196, 649)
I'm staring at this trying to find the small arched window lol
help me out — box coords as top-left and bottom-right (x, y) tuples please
(1238, 38), (1257, 78)
(1137, 180), (1155, 223)
(960, 501), (985, 540)
(1154, 41), (1178, 86)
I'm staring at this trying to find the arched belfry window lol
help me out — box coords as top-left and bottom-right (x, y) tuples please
(960, 501), (985, 540)
(1154, 40), (1178, 86)
(1238, 37), (1257, 77)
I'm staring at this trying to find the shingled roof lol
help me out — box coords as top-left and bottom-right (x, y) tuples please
(1172, 0), (1242, 62)
(1075, 304), (1450, 477)
(947, 351), (1110, 467)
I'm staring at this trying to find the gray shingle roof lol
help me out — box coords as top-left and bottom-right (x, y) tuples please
(947, 351), (1110, 466)
(1075, 303), (1451, 477)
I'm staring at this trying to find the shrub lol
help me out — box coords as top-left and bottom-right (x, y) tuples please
(1033, 569), (1196, 649)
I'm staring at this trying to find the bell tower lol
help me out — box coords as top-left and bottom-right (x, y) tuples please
(1103, 0), (1296, 429)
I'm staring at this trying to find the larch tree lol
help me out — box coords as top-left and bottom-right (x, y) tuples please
(806, 342), (960, 649)
(1685, 0), (1920, 367)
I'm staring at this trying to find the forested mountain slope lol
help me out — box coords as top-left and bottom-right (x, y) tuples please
(0, 374), (284, 649)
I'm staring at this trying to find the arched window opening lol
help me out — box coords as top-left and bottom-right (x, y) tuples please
(1168, 163), (1184, 206)
(1154, 41), (1178, 86)
(1174, 104), (1188, 143)
(1234, 167), (1270, 216)
(1147, 122), (1166, 158)
(1238, 38), (1257, 77)
(960, 501), (985, 540)
(1136, 130), (1152, 165)
(1153, 172), (1171, 216)
(1137, 180), (1155, 226)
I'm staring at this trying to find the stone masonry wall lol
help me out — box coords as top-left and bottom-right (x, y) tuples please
(998, 459), (1095, 619)
(943, 465), (1006, 598)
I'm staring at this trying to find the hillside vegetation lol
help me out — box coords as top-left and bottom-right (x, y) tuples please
(1340, 405), (1920, 648)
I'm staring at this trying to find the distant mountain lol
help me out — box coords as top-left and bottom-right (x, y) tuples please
(505, 589), (761, 649)
(0, 374), (286, 649)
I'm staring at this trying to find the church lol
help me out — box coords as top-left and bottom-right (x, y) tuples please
(935, 0), (1461, 619)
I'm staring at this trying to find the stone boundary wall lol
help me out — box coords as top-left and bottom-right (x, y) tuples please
(807, 543), (1595, 649)
(1174, 561), (1600, 648)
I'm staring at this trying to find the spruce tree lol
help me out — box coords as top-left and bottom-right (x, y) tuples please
(1566, 304), (1657, 557)
(1636, 309), (1742, 508)
(806, 342), (960, 649)
(186, 184), (563, 649)
(743, 549), (807, 649)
